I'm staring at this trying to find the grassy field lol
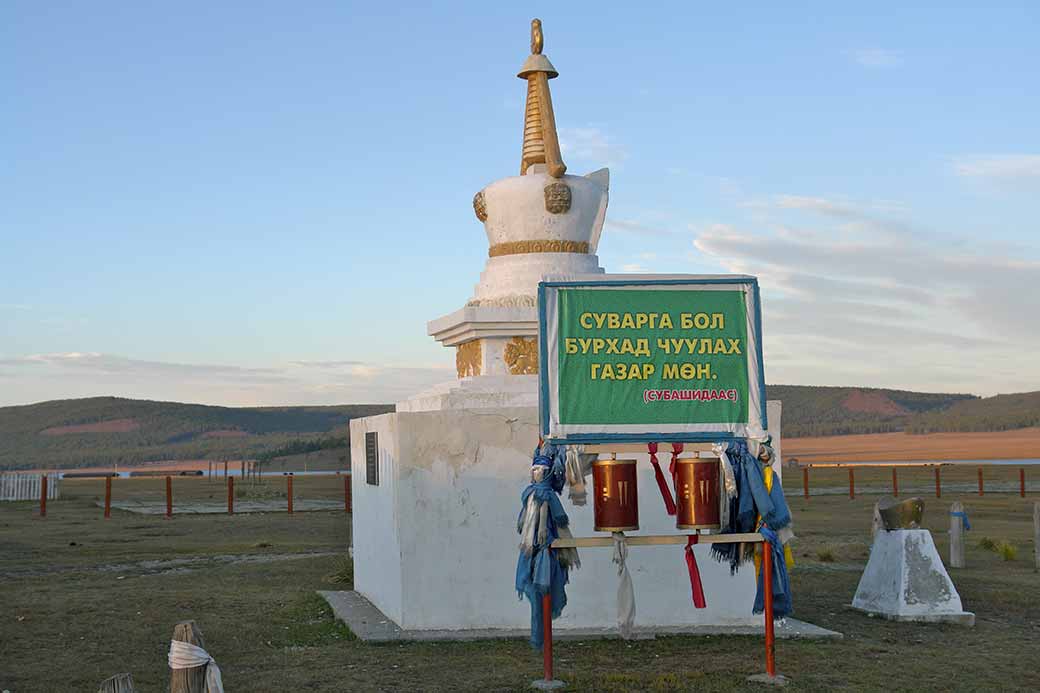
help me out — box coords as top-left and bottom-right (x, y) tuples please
(2, 474), (1039, 692)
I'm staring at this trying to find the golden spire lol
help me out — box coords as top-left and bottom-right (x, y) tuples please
(518, 19), (566, 178)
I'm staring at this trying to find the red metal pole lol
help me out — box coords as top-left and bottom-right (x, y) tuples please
(802, 467), (809, 500)
(165, 476), (173, 518)
(542, 592), (553, 682)
(344, 475), (352, 513)
(935, 467), (941, 498)
(977, 466), (984, 496)
(104, 476), (112, 519)
(892, 467), (898, 498)
(227, 477), (234, 514)
(763, 540), (776, 677)
(848, 468), (855, 500)
(287, 475), (294, 514)
(1020, 468), (1026, 498)
(40, 475), (48, 518)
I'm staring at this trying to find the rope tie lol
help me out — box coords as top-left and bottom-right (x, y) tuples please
(647, 443), (676, 515)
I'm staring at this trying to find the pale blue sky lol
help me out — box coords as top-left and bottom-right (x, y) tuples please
(2, 2), (1038, 406)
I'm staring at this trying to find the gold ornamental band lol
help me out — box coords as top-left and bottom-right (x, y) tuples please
(488, 240), (589, 257)
(591, 458), (637, 467)
(677, 523), (723, 531)
(594, 524), (640, 533)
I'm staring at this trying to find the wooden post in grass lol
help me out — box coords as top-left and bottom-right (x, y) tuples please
(40, 474), (48, 517)
(169, 621), (208, 693)
(104, 476), (112, 519)
(344, 475), (352, 513)
(935, 467), (942, 498)
(223, 460), (228, 479)
(950, 501), (965, 568)
(802, 467), (809, 500)
(227, 477), (234, 515)
(1021, 468), (1026, 498)
(977, 466), (984, 496)
(97, 672), (136, 693)
(165, 476), (173, 518)
(287, 474), (294, 514)
(848, 468), (855, 500)
(892, 467), (898, 498)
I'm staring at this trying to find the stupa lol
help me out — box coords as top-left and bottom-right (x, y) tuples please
(346, 19), (782, 636)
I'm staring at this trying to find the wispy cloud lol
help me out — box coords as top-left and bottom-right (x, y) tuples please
(954, 154), (1040, 181)
(559, 126), (626, 168)
(0, 353), (455, 406)
(606, 219), (676, 237)
(693, 196), (1040, 395)
(850, 48), (903, 68)
(620, 263), (649, 273)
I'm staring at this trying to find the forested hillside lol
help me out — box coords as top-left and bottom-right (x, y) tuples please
(0, 397), (393, 470)
(767, 385), (976, 437)
(905, 391), (1040, 433)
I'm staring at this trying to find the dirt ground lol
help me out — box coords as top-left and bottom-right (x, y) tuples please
(1, 474), (1038, 691)
(784, 427), (1040, 462)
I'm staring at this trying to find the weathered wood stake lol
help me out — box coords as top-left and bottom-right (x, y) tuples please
(165, 476), (173, 518)
(935, 467), (942, 498)
(97, 672), (136, 693)
(344, 475), (352, 513)
(892, 467), (898, 497)
(802, 467), (809, 500)
(977, 466), (984, 496)
(170, 621), (208, 693)
(950, 501), (965, 568)
(848, 468), (855, 500)
(227, 477), (234, 515)
(287, 474), (294, 514)
(104, 476), (112, 519)
(1021, 468), (1026, 498)
(40, 474), (48, 517)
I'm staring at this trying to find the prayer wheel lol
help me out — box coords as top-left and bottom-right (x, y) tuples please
(674, 457), (721, 530)
(591, 458), (639, 532)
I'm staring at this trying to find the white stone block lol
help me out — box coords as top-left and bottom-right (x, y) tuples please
(851, 529), (974, 625)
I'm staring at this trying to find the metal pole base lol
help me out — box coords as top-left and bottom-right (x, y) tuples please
(747, 673), (789, 687)
(531, 679), (566, 691)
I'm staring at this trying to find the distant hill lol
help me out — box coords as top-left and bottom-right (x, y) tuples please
(904, 391), (1040, 434)
(0, 397), (393, 470)
(766, 385), (976, 437)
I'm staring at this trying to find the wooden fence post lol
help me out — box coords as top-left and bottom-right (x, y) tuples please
(227, 477), (234, 515)
(892, 467), (898, 498)
(40, 474), (48, 517)
(223, 460), (228, 478)
(950, 501), (965, 568)
(97, 672), (136, 693)
(935, 467), (941, 498)
(165, 476), (173, 519)
(848, 468), (855, 500)
(1021, 468), (1026, 498)
(802, 467), (809, 500)
(344, 475), (352, 513)
(104, 476), (112, 519)
(977, 466), (984, 496)
(170, 621), (208, 693)
(287, 475), (294, 514)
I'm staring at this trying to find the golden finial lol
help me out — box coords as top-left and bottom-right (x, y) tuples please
(531, 18), (544, 55)
(518, 19), (566, 178)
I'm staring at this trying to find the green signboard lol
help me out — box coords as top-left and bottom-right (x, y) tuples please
(538, 275), (767, 443)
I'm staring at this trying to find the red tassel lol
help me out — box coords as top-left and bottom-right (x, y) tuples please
(685, 535), (707, 608)
(647, 443), (676, 515)
(670, 442), (684, 479)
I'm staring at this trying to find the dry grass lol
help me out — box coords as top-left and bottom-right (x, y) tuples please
(784, 428), (1040, 462)
(2, 477), (1039, 691)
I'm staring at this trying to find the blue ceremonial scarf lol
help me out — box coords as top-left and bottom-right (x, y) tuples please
(711, 440), (794, 620)
(515, 444), (570, 648)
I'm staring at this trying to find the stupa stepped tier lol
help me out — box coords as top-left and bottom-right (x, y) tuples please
(402, 19), (608, 412)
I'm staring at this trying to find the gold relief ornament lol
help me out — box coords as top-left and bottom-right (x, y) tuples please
(504, 336), (538, 374)
(472, 190), (487, 222)
(543, 181), (571, 214)
(488, 240), (589, 257)
(455, 340), (482, 378)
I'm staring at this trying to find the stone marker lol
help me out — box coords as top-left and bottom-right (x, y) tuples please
(949, 501), (965, 569)
(852, 498), (974, 625)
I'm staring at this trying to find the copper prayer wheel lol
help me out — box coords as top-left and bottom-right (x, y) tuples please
(591, 458), (639, 532)
(674, 457), (721, 530)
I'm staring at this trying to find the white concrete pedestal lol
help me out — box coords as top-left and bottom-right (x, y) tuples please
(349, 401), (784, 633)
(851, 529), (974, 625)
